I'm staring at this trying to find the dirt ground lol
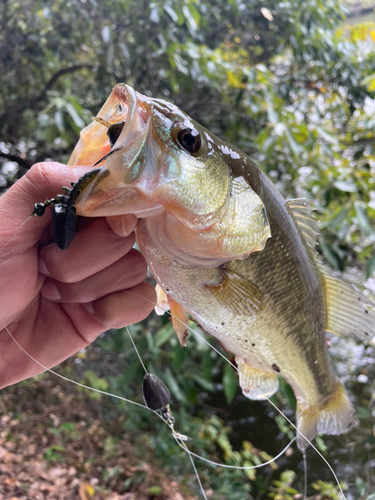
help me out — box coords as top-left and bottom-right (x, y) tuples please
(0, 376), (198, 500)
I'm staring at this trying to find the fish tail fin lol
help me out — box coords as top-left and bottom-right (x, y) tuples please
(296, 382), (357, 450)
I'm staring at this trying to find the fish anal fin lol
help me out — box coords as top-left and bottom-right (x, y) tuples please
(205, 267), (264, 317)
(154, 283), (170, 316)
(167, 296), (189, 347)
(321, 269), (375, 341)
(286, 198), (321, 264)
(296, 382), (357, 450)
(236, 356), (279, 401)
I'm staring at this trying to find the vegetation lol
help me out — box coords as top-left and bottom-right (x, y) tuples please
(0, 0), (374, 498)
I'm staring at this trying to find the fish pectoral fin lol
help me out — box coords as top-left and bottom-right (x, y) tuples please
(167, 296), (189, 347)
(235, 356), (279, 401)
(321, 268), (375, 342)
(205, 267), (264, 317)
(296, 382), (357, 450)
(154, 283), (170, 316)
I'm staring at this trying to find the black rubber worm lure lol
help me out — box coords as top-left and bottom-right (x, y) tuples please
(31, 168), (105, 250)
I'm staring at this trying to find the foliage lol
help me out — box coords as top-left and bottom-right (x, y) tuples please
(268, 470), (299, 500)
(1, 0), (375, 275)
(1, 0), (375, 498)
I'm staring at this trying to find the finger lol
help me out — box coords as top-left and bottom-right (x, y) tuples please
(0, 162), (94, 253)
(106, 214), (138, 237)
(41, 249), (147, 303)
(39, 218), (135, 283)
(62, 281), (157, 342)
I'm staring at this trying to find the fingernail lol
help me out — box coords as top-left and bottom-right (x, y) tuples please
(39, 259), (51, 276)
(43, 281), (61, 301)
(120, 215), (135, 237)
(82, 302), (95, 315)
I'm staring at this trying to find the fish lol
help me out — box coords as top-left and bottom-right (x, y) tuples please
(64, 83), (375, 450)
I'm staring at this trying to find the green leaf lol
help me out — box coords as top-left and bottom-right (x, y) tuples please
(149, 6), (160, 23)
(101, 25), (111, 43)
(333, 180), (357, 193)
(164, 4), (178, 23)
(223, 363), (237, 404)
(164, 368), (187, 404)
(356, 477), (365, 496)
(190, 373), (215, 392)
(366, 253), (375, 278)
(319, 239), (343, 270)
(54, 111), (64, 132)
(316, 127), (340, 145)
(64, 102), (85, 129)
(148, 486), (163, 495)
(183, 5), (199, 33)
(285, 129), (303, 156)
(355, 202), (373, 234)
(362, 73), (375, 91)
(154, 323), (175, 347)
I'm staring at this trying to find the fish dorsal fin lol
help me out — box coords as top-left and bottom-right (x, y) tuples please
(286, 198), (375, 341)
(320, 268), (375, 342)
(205, 267), (264, 317)
(286, 198), (321, 263)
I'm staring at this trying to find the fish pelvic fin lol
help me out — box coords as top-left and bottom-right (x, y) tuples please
(236, 356), (279, 401)
(154, 283), (170, 316)
(154, 284), (189, 347)
(296, 381), (357, 450)
(167, 296), (189, 347)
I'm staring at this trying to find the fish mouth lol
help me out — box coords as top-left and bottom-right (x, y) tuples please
(73, 84), (165, 218)
(68, 84), (129, 167)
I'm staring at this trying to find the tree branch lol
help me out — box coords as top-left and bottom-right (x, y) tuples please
(0, 152), (31, 170)
(35, 64), (95, 103)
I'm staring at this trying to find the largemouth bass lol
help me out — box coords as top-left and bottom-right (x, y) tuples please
(66, 84), (375, 450)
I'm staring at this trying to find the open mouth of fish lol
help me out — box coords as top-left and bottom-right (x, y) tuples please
(72, 85), (168, 220)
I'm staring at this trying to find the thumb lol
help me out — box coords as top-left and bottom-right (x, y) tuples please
(0, 162), (93, 252)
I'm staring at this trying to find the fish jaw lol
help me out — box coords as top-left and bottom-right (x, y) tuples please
(68, 84), (129, 167)
(73, 85), (171, 219)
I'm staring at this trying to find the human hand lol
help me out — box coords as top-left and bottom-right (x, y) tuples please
(0, 162), (156, 388)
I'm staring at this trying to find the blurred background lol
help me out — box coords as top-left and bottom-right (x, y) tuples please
(0, 0), (375, 498)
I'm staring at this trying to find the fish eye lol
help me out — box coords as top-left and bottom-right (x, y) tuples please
(107, 121), (125, 147)
(176, 128), (201, 154)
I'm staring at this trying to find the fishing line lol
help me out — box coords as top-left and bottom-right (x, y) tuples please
(178, 439), (208, 500)
(125, 312), (298, 473)
(0, 216), (32, 255)
(1, 314), (303, 500)
(125, 325), (148, 374)
(126, 322), (298, 497)
(122, 289), (348, 500)
(0, 317), (148, 412)
(175, 436), (296, 470)
(303, 450), (308, 500)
